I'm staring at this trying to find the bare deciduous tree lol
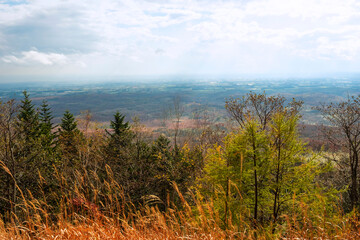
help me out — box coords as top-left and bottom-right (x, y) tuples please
(191, 104), (225, 150)
(225, 92), (286, 130)
(160, 96), (185, 149)
(315, 95), (360, 209)
(172, 96), (184, 149)
(0, 100), (19, 217)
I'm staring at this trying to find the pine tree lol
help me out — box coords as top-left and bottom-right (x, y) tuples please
(39, 100), (53, 134)
(102, 111), (133, 186)
(14, 91), (42, 206)
(36, 100), (60, 204)
(105, 111), (132, 155)
(107, 111), (130, 137)
(104, 111), (132, 164)
(58, 110), (82, 168)
(152, 134), (172, 157)
(17, 91), (40, 143)
(150, 135), (174, 210)
(39, 100), (56, 153)
(16, 90), (41, 164)
(60, 110), (78, 133)
(150, 135), (202, 210)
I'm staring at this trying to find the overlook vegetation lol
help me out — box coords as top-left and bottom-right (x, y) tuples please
(1, 91), (360, 239)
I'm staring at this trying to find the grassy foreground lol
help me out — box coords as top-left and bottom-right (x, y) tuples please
(1, 172), (360, 240)
(2, 203), (360, 239)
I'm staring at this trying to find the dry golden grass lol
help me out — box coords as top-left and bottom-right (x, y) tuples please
(2, 195), (360, 240)
(1, 167), (360, 240)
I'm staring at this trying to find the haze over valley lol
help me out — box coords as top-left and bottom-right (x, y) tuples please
(1, 76), (359, 125)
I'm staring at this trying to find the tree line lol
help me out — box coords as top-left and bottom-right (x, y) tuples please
(1, 90), (360, 231)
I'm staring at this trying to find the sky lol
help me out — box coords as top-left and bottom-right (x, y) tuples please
(0, 0), (360, 79)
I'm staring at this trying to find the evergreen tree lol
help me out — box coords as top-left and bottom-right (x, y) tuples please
(106, 111), (131, 148)
(17, 90), (40, 143)
(14, 91), (42, 204)
(39, 100), (56, 153)
(152, 134), (172, 158)
(104, 111), (132, 158)
(58, 110), (82, 168)
(105, 111), (132, 153)
(149, 135), (203, 209)
(60, 110), (78, 133)
(39, 100), (54, 134)
(36, 100), (60, 207)
(102, 111), (134, 192)
(107, 111), (130, 136)
(150, 135), (174, 209)
(16, 91), (41, 167)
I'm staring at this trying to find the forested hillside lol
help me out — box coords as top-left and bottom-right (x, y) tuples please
(1, 91), (360, 239)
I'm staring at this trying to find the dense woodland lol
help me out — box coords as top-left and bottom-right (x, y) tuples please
(1, 91), (360, 239)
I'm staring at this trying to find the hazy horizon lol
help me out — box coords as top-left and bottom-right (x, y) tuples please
(1, 72), (360, 85)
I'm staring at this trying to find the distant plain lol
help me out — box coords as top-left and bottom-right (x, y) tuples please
(1, 77), (359, 125)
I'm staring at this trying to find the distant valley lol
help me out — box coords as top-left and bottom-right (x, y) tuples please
(1, 77), (359, 125)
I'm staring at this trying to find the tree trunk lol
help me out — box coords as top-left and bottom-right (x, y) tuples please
(350, 151), (359, 208)
(225, 176), (230, 228)
(273, 142), (281, 226)
(252, 139), (258, 225)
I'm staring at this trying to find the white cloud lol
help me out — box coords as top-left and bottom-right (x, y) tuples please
(315, 36), (360, 60)
(2, 50), (68, 65)
(2, 50), (87, 67)
(0, 0), (360, 76)
(245, 0), (359, 20)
